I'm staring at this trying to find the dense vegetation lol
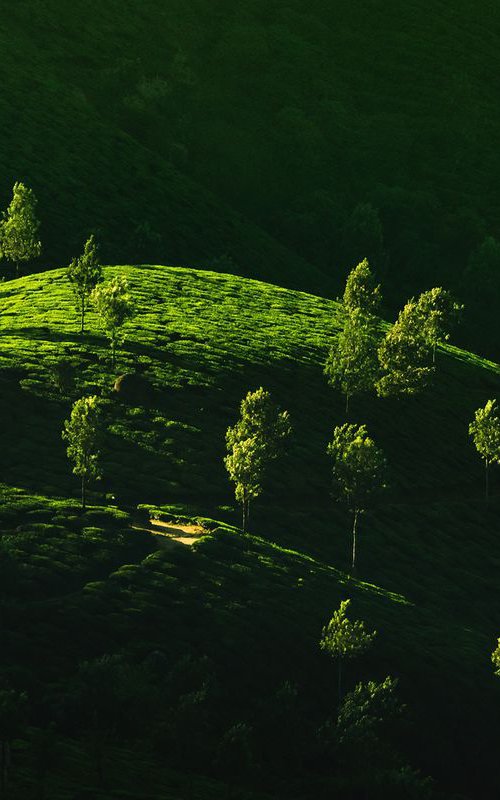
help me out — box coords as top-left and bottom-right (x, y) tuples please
(4, 2), (500, 352)
(1, 264), (500, 796)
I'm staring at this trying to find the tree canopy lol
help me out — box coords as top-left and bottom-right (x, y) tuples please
(225, 387), (291, 532)
(0, 182), (41, 275)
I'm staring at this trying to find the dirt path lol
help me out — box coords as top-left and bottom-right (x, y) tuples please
(131, 517), (206, 549)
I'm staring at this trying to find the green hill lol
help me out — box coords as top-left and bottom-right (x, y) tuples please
(2, 265), (500, 796)
(4, 1), (500, 350)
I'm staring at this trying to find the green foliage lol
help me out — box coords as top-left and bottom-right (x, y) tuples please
(91, 275), (134, 366)
(62, 395), (102, 509)
(225, 387), (291, 532)
(377, 298), (434, 397)
(327, 423), (387, 571)
(343, 258), (382, 317)
(327, 424), (387, 513)
(0, 182), (41, 275)
(67, 234), (102, 333)
(320, 599), (376, 661)
(377, 288), (462, 396)
(320, 599), (376, 702)
(491, 638), (500, 676)
(415, 287), (463, 361)
(469, 399), (500, 498)
(325, 308), (379, 412)
(337, 676), (402, 747)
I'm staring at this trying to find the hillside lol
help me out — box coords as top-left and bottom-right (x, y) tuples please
(4, 2), (500, 350)
(2, 266), (500, 796)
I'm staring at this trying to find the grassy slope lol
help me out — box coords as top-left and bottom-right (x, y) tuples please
(2, 266), (500, 794)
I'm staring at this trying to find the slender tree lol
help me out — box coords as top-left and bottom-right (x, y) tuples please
(327, 423), (387, 572)
(67, 235), (102, 334)
(469, 399), (500, 499)
(343, 258), (382, 316)
(0, 182), (41, 276)
(225, 387), (291, 533)
(320, 599), (376, 703)
(62, 395), (102, 510)
(324, 309), (379, 412)
(91, 276), (134, 367)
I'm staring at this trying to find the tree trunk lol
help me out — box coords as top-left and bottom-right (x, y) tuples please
(242, 494), (249, 534)
(81, 474), (86, 511)
(345, 392), (350, 414)
(351, 509), (359, 574)
(485, 459), (489, 500)
(432, 343), (436, 364)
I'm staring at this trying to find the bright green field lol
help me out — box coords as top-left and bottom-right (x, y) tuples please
(2, 265), (500, 795)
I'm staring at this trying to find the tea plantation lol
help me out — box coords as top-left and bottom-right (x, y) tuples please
(1, 265), (500, 796)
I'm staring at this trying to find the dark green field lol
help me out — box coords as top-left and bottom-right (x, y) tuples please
(1, 265), (500, 797)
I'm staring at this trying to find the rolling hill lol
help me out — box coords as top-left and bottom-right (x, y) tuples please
(1, 265), (500, 796)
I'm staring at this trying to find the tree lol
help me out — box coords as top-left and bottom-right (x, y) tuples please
(469, 399), (500, 499)
(343, 258), (382, 316)
(337, 676), (403, 766)
(320, 599), (376, 703)
(225, 387), (291, 533)
(91, 276), (134, 367)
(327, 423), (387, 572)
(491, 637), (500, 675)
(324, 309), (379, 413)
(67, 235), (102, 334)
(376, 298), (434, 397)
(62, 395), (102, 510)
(415, 287), (463, 363)
(0, 182), (41, 276)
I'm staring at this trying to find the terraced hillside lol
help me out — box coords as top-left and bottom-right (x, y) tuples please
(1, 266), (500, 796)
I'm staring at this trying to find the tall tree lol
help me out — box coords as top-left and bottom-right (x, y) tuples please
(469, 399), (500, 499)
(91, 276), (134, 367)
(67, 235), (102, 334)
(324, 309), (379, 413)
(327, 423), (387, 572)
(0, 182), (41, 276)
(376, 298), (433, 397)
(225, 387), (291, 533)
(343, 258), (382, 317)
(320, 599), (376, 703)
(416, 287), (463, 363)
(62, 395), (102, 510)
